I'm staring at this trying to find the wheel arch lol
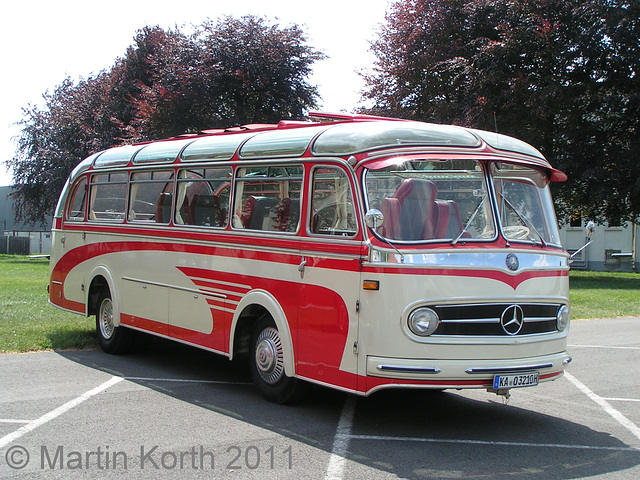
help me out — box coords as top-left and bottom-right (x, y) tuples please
(229, 289), (295, 377)
(86, 266), (121, 326)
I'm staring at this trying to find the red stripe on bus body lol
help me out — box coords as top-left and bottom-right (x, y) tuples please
(121, 313), (227, 352)
(121, 314), (169, 336)
(61, 222), (366, 254)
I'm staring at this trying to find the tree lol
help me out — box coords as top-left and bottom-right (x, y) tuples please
(363, 0), (640, 223)
(7, 16), (323, 225)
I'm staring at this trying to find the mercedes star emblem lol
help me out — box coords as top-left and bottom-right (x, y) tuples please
(505, 253), (520, 271)
(501, 305), (524, 335)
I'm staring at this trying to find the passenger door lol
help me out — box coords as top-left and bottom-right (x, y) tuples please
(297, 165), (361, 392)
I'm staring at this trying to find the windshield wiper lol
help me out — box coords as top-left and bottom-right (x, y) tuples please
(451, 194), (486, 245)
(498, 195), (546, 247)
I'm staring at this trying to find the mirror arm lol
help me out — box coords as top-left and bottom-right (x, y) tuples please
(365, 209), (404, 263)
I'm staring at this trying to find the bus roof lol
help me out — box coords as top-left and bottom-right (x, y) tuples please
(71, 113), (565, 182)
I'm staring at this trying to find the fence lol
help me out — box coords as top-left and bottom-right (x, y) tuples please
(0, 236), (30, 255)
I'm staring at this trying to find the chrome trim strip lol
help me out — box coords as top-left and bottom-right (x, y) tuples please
(434, 302), (561, 309)
(440, 317), (554, 324)
(122, 276), (226, 299)
(440, 318), (500, 324)
(563, 357), (573, 365)
(526, 316), (557, 323)
(377, 365), (441, 374)
(365, 249), (569, 268)
(465, 363), (554, 374)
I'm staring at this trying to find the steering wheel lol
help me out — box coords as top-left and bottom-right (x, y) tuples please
(476, 229), (495, 239)
(503, 225), (531, 240)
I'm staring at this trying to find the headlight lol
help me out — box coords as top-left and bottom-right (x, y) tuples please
(408, 308), (440, 336)
(556, 305), (570, 331)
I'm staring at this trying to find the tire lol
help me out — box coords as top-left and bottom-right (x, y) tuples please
(249, 315), (308, 404)
(96, 291), (134, 354)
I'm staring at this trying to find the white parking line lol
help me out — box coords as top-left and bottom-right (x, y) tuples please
(565, 372), (640, 443)
(604, 398), (640, 403)
(325, 395), (357, 480)
(349, 434), (640, 452)
(0, 420), (31, 424)
(0, 376), (123, 450)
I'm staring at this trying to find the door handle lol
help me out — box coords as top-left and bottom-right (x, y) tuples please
(298, 257), (307, 278)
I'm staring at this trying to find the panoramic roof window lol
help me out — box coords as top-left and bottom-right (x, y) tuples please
(313, 122), (480, 156)
(133, 139), (195, 164)
(93, 145), (141, 168)
(239, 128), (318, 158)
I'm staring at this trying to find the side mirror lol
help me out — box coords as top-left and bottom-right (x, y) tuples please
(570, 221), (595, 260)
(365, 209), (384, 230)
(585, 221), (595, 239)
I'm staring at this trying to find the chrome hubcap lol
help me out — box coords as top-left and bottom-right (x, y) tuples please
(255, 327), (284, 385)
(99, 298), (115, 339)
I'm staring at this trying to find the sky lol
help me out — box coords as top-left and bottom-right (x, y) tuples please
(0, 0), (393, 187)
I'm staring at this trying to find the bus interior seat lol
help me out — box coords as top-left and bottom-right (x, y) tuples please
(388, 178), (438, 240)
(192, 194), (224, 227)
(434, 200), (452, 238)
(249, 197), (279, 230)
(274, 198), (293, 231)
(435, 200), (469, 239)
(380, 196), (401, 238)
(179, 195), (196, 225)
(239, 196), (257, 228)
(155, 192), (172, 223)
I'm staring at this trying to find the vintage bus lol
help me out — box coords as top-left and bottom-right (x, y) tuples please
(49, 113), (571, 403)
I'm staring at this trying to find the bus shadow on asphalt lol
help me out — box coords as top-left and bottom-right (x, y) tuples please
(57, 339), (640, 480)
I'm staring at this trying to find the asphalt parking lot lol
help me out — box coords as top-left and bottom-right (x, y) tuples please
(1, 317), (639, 480)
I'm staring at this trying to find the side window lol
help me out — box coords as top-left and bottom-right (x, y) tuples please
(232, 165), (302, 233)
(175, 167), (232, 228)
(128, 170), (174, 223)
(66, 177), (87, 221)
(310, 167), (357, 236)
(89, 172), (128, 222)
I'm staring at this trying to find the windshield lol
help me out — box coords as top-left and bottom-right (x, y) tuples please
(364, 159), (495, 242)
(491, 162), (561, 246)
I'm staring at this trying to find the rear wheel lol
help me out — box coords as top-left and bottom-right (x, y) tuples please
(250, 315), (308, 404)
(96, 291), (133, 354)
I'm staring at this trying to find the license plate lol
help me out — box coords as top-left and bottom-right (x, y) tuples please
(493, 372), (539, 390)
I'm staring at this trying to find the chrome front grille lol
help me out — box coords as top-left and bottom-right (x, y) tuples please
(430, 303), (561, 336)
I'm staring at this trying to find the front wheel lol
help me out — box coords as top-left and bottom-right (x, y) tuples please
(96, 291), (134, 354)
(250, 315), (308, 404)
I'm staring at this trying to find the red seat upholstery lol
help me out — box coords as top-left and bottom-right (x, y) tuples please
(239, 196), (256, 228)
(380, 197), (401, 238)
(274, 198), (293, 232)
(155, 192), (172, 223)
(390, 179), (438, 240)
(434, 200), (451, 238)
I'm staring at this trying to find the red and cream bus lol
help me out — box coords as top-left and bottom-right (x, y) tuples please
(49, 113), (571, 403)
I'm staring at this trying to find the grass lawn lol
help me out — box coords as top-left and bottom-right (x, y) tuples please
(0, 255), (638, 353)
(0, 255), (96, 353)
(569, 270), (640, 320)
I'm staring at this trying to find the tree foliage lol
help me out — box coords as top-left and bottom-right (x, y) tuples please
(363, 0), (640, 223)
(8, 16), (324, 225)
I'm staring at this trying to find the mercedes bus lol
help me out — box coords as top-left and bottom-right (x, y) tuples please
(49, 113), (571, 403)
